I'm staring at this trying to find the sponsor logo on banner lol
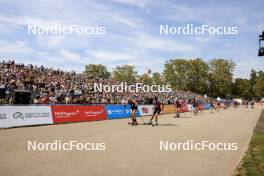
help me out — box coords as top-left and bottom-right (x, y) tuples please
(105, 104), (139, 119)
(13, 111), (51, 120)
(81, 105), (106, 122)
(54, 110), (81, 118)
(138, 105), (153, 116)
(83, 110), (103, 116)
(142, 107), (149, 113)
(0, 113), (7, 120)
(51, 106), (83, 123)
(51, 105), (107, 123)
(108, 109), (124, 115)
(0, 113), (8, 128)
(0, 106), (53, 128)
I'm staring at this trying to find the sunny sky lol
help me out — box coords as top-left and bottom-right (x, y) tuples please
(0, 0), (263, 78)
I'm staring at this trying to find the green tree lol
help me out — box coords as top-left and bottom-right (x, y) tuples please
(208, 59), (235, 97)
(84, 64), (110, 79)
(138, 73), (153, 85)
(188, 59), (209, 94)
(112, 65), (137, 83)
(232, 78), (252, 100)
(163, 59), (191, 90)
(256, 73), (264, 99)
(250, 69), (257, 97)
(152, 72), (164, 85)
(163, 58), (208, 92)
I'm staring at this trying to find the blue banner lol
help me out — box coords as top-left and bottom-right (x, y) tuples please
(203, 103), (211, 110)
(105, 104), (140, 120)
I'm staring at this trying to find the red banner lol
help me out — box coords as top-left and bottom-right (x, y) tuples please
(51, 105), (106, 124)
(81, 105), (106, 122)
(179, 105), (189, 113)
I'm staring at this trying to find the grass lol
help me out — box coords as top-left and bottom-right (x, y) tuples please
(235, 110), (264, 176)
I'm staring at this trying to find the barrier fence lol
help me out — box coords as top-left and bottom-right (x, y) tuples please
(0, 106), (53, 128)
(51, 105), (106, 123)
(0, 103), (223, 128)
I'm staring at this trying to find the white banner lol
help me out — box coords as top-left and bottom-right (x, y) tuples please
(0, 106), (53, 128)
(187, 104), (193, 112)
(138, 105), (154, 116)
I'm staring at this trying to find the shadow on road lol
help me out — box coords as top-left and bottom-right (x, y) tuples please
(154, 124), (179, 127)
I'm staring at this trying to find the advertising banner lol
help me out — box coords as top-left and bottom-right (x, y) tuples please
(179, 104), (189, 113)
(105, 104), (139, 120)
(162, 105), (175, 114)
(203, 104), (211, 110)
(81, 105), (106, 122)
(138, 105), (153, 116)
(51, 105), (83, 123)
(0, 106), (53, 128)
(198, 105), (204, 111)
(187, 104), (193, 112)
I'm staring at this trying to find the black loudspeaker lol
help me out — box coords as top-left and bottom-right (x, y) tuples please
(0, 88), (5, 99)
(258, 31), (264, 56)
(14, 90), (32, 104)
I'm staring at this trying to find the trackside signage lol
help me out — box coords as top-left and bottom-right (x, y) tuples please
(105, 104), (140, 119)
(51, 105), (83, 123)
(81, 105), (106, 122)
(51, 105), (107, 123)
(0, 106), (53, 128)
(138, 105), (153, 116)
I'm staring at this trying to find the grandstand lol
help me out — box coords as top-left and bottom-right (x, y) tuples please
(0, 60), (202, 105)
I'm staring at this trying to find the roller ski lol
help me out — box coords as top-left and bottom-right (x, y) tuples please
(145, 121), (152, 125)
(152, 122), (158, 127)
(128, 119), (138, 126)
(174, 113), (180, 118)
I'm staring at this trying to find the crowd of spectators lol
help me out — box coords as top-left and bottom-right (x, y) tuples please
(0, 60), (203, 105)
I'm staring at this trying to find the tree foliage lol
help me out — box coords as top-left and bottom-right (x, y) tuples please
(163, 59), (192, 91)
(232, 78), (252, 99)
(152, 72), (164, 85)
(208, 59), (235, 98)
(256, 72), (264, 99)
(163, 58), (209, 93)
(85, 64), (110, 79)
(83, 59), (264, 100)
(112, 65), (137, 83)
(138, 73), (153, 85)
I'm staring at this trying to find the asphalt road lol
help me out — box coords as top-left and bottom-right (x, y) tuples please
(0, 107), (262, 176)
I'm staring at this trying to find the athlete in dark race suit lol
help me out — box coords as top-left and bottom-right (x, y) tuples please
(148, 97), (161, 126)
(128, 98), (138, 125)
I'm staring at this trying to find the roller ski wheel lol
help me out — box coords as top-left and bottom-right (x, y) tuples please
(131, 121), (138, 126)
(128, 122), (137, 125)
(152, 123), (158, 127)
